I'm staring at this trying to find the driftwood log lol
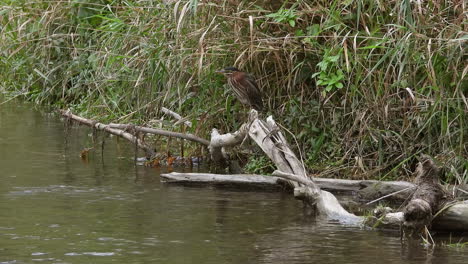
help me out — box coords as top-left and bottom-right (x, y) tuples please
(162, 172), (468, 232)
(369, 156), (468, 233)
(402, 156), (446, 236)
(207, 110), (359, 221)
(374, 205), (468, 232)
(61, 109), (467, 232)
(432, 201), (468, 232)
(61, 109), (357, 220)
(160, 172), (467, 201)
(161, 173), (284, 190)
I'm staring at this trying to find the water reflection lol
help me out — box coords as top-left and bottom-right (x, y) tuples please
(1, 98), (467, 264)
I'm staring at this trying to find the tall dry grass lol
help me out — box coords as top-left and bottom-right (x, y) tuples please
(1, 0), (466, 180)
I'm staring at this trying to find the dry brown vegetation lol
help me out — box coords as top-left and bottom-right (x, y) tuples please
(1, 0), (466, 181)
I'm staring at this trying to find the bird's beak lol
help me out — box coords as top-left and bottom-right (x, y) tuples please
(216, 69), (226, 74)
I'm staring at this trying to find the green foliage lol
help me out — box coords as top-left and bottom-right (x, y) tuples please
(266, 7), (299, 27)
(0, 0), (466, 181)
(244, 155), (276, 175)
(441, 236), (468, 250)
(300, 24), (321, 44)
(444, 242), (468, 249)
(312, 49), (345, 95)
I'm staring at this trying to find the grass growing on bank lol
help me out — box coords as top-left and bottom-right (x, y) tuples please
(1, 0), (466, 180)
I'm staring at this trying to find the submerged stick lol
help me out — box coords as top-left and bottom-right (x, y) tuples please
(365, 186), (416, 205)
(61, 110), (156, 157)
(61, 110), (210, 158)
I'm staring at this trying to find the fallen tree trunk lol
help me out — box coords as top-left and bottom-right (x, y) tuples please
(374, 202), (468, 232)
(159, 172), (413, 200)
(160, 172), (468, 202)
(61, 109), (466, 232)
(402, 156), (446, 236)
(162, 172), (468, 232)
(161, 172), (284, 190)
(309, 179), (467, 201)
(432, 201), (468, 232)
(161, 172), (393, 191)
(368, 156), (468, 233)
(208, 110), (359, 221)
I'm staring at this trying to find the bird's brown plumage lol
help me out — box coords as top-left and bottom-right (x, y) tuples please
(219, 68), (263, 111)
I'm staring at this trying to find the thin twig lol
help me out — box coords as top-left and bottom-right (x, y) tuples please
(161, 107), (192, 127)
(366, 186), (416, 205)
(108, 123), (209, 146)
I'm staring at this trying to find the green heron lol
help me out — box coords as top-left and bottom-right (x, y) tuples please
(217, 67), (263, 111)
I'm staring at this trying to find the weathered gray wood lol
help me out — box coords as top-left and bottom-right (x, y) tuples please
(61, 110), (156, 157)
(315, 178), (416, 201)
(247, 117), (361, 221)
(160, 172), (283, 190)
(272, 170), (314, 187)
(159, 172), (467, 201)
(401, 157), (446, 236)
(250, 117), (307, 188)
(432, 202), (468, 232)
(314, 178), (467, 201)
(350, 180), (415, 199)
(247, 117), (318, 196)
(208, 124), (250, 167)
(374, 202), (468, 232)
(61, 110), (210, 158)
(197, 111), (359, 220)
(369, 157), (468, 234)
(108, 123), (209, 146)
(162, 172), (467, 231)
(160, 172), (365, 190)
(160, 172), (412, 199)
(161, 172), (279, 185)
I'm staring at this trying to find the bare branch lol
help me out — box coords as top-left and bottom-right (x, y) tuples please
(60, 110), (156, 157)
(108, 123), (209, 146)
(161, 107), (192, 127)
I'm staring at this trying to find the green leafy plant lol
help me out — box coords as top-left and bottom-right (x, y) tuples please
(244, 156), (275, 175)
(312, 49), (345, 95)
(266, 7), (298, 27)
(301, 24), (321, 44)
(444, 241), (468, 249)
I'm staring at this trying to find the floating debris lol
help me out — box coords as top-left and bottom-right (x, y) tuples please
(143, 155), (204, 168)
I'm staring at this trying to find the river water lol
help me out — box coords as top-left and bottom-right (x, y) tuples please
(1, 99), (467, 264)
